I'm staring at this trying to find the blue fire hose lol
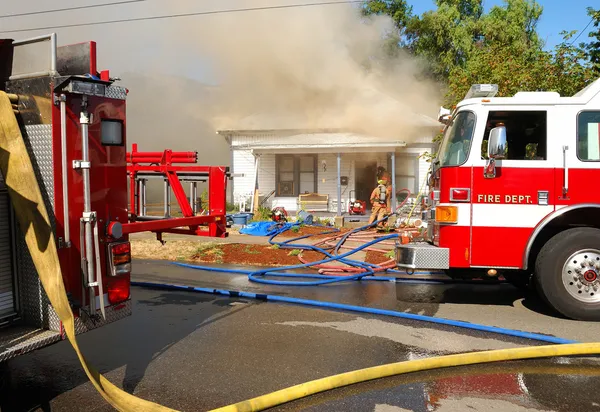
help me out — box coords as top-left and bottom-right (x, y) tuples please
(130, 281), (577, 345)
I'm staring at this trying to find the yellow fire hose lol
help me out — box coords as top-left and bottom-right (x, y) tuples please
(1, 90), (600, 412)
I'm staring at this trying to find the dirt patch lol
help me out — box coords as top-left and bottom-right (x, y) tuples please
(193, 244), (327, 266)
(364, 250), (394, 265)
(131, 238), (328, 266)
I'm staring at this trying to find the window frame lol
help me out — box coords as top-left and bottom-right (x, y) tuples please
(275, 154), (318, 197)
(100, 118), (124, 146)
(480, 110), (548, 161)
(576, 110), (600, 162)
(437, 110), (477, 168)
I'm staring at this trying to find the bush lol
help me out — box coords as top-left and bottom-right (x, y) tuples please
(251, 206), (273, 222)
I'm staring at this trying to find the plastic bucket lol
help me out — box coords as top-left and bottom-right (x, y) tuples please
(297, 210), (314, 225)
(232, 213), (249, 225)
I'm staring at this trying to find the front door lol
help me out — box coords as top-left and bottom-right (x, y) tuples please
(470, 109), (556, 268)
(355, 160), (377, 205)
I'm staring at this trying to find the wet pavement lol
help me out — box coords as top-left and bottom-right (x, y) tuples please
(2, 259), (600, 411)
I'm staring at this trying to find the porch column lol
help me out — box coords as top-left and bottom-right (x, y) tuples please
(250, 153), (259, 213)
(390, 151), (396, 213)
(337, 152), (342, 216)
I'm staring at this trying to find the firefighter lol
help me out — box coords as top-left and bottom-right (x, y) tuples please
(368, 176), (392, 228)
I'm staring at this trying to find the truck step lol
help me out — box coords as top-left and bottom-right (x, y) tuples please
(0, 326), (61, 363)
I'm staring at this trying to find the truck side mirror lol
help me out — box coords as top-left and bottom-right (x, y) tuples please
(484, 126), (507, 178)
(488, 126), (507, 159)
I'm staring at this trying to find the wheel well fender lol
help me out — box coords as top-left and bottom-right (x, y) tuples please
(523, 204), (600, 270)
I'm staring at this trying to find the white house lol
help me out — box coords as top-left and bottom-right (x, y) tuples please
(218, 118), (440, 216)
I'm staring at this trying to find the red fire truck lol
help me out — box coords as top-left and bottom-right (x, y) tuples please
(397, 82), (600, 321)
(0, 33), (227, 363)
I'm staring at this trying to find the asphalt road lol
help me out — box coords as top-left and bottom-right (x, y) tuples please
(2, 259), (600, 412)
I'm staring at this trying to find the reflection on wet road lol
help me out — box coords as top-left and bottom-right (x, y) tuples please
(1, 260), (600, 411)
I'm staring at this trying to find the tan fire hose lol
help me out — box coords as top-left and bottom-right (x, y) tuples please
(2, 90), (600, 412)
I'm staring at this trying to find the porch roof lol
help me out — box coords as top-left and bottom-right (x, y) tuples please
(217, 130), (407, 153)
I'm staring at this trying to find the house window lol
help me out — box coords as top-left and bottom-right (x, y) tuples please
(577, 111), (600, 161)
(392, 155), (417, 194)
(276, 154), (317, 197)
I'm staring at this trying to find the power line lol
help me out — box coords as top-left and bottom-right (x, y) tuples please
(0, 1), (364, 34)
(0, 0), (147, 19)
(569, 16), (595, 45)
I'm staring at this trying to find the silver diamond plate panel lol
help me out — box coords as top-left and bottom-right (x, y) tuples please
(16, 123), (59, 330)
(73, 300), (132, 335)
(0, 326), (61, 362)
(396, 242), (450, 270)
(105, 86), (127, 100)
(22, 124), (54, 218)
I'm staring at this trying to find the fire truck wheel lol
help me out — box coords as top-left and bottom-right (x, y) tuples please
(535, 227), (600, 321)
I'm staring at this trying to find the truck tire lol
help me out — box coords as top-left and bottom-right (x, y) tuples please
(535, 227), (600, 321)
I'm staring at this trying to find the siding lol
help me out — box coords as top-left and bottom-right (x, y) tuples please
(232, 150), (255, 208)
(393, 148), (433, 195)
(394, 154), (417, 194)
(257, 153), (276, 198)
(418, 153), (432, 195)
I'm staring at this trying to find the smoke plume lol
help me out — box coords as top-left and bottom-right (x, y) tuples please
(161, 0), (442, 140)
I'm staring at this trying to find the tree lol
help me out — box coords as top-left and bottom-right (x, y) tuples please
(403, 2), (481, 81)
(480, 0), (543, 53)
(361, 0), (413, 30)
(363, 0), (543, 84)
(446, 29), (596, 105)
(362, 0), (598, 107)
(586, 7), (600, 74)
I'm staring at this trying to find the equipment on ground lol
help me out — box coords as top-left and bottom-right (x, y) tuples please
(396, 81), (600, 321)
(348, 190), (366, 215)
(271, 206), (288, 222)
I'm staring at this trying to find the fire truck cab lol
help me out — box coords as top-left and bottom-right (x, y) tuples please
(397, 79), (600, 321)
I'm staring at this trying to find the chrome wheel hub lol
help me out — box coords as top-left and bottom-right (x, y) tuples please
(562, 249), (600, 303)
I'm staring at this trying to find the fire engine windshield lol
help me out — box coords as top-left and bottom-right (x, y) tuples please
(437, 111), (476, 167)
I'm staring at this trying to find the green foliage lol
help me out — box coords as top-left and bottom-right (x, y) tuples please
(586, 7), (600, 74)
(364, 0), (598, 109)
(200, 189), (208, 209)
(226, 201), (237, 212)
(447, 29), (596, 107)
(361, 0), (413, 31)
(384, 250), (396, 259)
(288, 249), (302, 256)
(291, 225), (300, 233)
(250, 206), (273, 222)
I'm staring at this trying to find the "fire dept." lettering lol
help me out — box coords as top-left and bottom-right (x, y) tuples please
(476, 194), (533, 204)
